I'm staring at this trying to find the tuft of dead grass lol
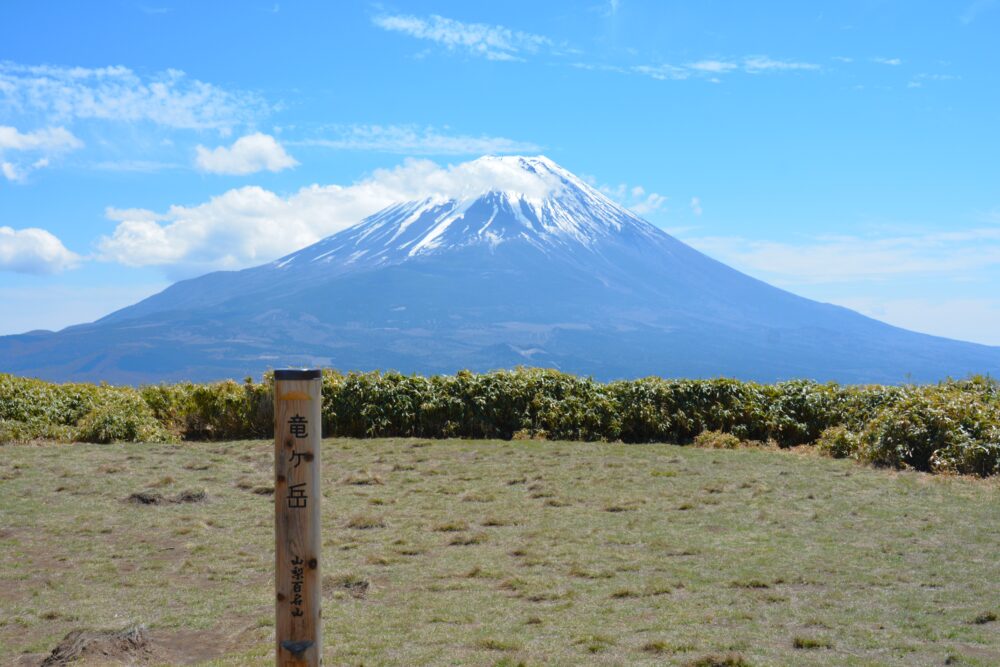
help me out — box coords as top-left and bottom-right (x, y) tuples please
(792, 636), (834, 650)
(345, 514), (385, 530)
(433, 520), (469, 532)
(684, 654), (751, 667)
(449, 532), (488, 546)
(340, 470), (384, 486)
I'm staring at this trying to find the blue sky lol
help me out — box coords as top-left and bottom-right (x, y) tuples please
(1, 1), (999, 344)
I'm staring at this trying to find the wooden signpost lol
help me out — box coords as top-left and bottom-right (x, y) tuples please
(274, 369), (323, 666)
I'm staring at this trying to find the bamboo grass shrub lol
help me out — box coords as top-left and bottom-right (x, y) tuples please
(2, 370), (998, 476)
(74, 389), (174, 444)
(858, 380), (1000, 475)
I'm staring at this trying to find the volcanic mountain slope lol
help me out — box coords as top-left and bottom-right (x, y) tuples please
(3, 155), (1000, 384)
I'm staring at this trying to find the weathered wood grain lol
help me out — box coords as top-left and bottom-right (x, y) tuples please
(274, 370), (322, 666)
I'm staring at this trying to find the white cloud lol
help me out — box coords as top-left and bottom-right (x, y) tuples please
(1, 161), (20, 181)
(570, 62), (627, 73)
(742, 56), (820, 73)
(0, 125), (83, 181)
(685, 228), (1000, 284)
(873, 57), (902, 66)
(295, 124), (541, 155)
(0, 226), (80, 274)
(631, 56), (819, 82)
(97, 156), (570, 276)
(690, 197), (703, 216)
(631, 192), (666, 215)
(686, 60), (738, 73)
(0, 125), (82, 152)
(372, 13), (552, 61)
(0, 62), (266, 131)
(194, 132), (298, 175)
(598, 183), (667, 216)
(633, 64), (690, 81)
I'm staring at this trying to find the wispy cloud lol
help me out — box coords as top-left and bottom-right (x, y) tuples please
(872, 57), (902, 66)
(907, 72), (959, 88)
(628, 55), (820, 82)
(960, 0), (997, 24)
(598, 182), (667, 215)
(373, 13), (820, 83)
(294, 124), (541, 156)
(690, 197), (703, 216)
(834, 296), (1000, 346)
(88, 159), (182, 172)
(570, 62), (628, 74)
(0, 125), (82, 152)
(0, 159), (52, 183)
(686, 228), (1000, 284)
(372, 13), (552, 61)
(0, 226), (80, 274)
(679, 228), (1000, 345)
(742, 56), (821, 73)
(632, 64), (691, 81)
(686, 60), (739, 74)
(194, 132), (297, 175)
(0, 125), (83, 181)
(0, 62), (267, 131)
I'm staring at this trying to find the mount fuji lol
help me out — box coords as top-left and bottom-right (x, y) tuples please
(4, 155), (1000, 384)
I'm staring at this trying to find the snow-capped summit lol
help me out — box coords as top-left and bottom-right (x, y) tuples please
(272, 155), (660, 272)
(5, 155), (1000, 384)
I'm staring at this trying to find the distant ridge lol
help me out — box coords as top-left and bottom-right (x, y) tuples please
(2, 155), (999, 384)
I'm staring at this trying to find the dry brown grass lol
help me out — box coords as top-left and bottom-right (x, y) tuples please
(0, 437), (998, 666)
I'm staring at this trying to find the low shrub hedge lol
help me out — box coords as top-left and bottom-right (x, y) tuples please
(1, 369), (997, 476)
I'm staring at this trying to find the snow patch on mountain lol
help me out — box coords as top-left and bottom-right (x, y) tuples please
(272, 155), (664, 270)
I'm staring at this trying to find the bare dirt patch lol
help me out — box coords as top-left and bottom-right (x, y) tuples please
(22, 623), (244, 667)
(125, 489), (207, 505)
(39, 625), (151, 666)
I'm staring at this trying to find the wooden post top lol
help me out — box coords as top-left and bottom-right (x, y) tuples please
(274, 369), (323, 380)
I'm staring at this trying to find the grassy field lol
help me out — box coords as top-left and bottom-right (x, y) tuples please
(0, 438), (998, 666)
